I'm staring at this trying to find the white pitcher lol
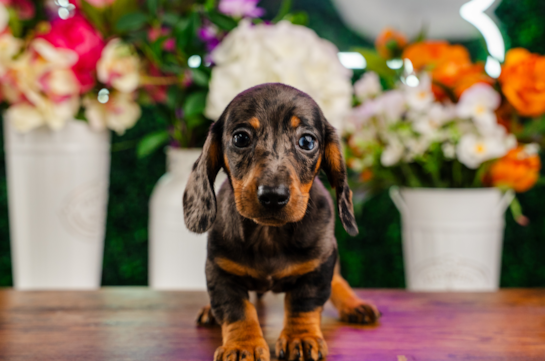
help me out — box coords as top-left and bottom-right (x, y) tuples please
(4, 119), (110, 290)
(149, 147), (226, 290)
(390, 187), (514, 291)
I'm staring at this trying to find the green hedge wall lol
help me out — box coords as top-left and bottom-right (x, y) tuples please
(0, 0), (544, 287)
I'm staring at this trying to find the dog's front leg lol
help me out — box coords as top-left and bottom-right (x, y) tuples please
(207, 262), (270, 361)
(276, 257), (334, 361)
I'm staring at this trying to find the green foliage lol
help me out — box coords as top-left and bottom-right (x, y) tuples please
(115, 12), (149, 32)
(208, 10), (238, 31)
(183, 91), (207, 118)
(352, 48), (396, 86)
(137, 130), (170, 158)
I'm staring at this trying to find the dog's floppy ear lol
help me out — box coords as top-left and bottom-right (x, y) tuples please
(321, 122), (359, 236)
(183, 119), (224, 234)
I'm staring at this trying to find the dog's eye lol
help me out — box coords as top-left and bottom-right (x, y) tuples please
(233, 132), (251, 148)
(298, 135), (315, 151)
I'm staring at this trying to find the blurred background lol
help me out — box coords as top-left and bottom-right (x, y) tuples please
(0, 0), (544, 288)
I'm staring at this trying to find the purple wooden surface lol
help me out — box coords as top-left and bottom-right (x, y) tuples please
(0, 288), (544, 360)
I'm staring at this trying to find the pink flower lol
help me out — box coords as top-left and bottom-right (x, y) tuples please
(218, 0), (264, 18)
(0, 0), (35, 20)
(143, 64), (168, 104)
(40, 14), (105, 93)
(148, 27), (176, 52)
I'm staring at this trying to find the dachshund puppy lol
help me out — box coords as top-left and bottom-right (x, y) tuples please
(183, 83), (380, 361)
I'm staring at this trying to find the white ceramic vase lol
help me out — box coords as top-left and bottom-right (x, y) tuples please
(390, 187), (514, 291)
(3, 119), (111, 290)
(149, 147), (226, 290)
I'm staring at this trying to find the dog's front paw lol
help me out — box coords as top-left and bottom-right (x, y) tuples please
(214, 337), (270, 361)
(196, 305), (217, 326)
(276, 330), (327, 361)
(337, 299), (381, 325)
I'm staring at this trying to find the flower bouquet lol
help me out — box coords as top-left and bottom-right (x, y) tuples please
(0, 0), (143, 289)
(344, 29), (543, 291)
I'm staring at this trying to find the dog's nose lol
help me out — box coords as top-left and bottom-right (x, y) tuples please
(257, 185), (290, 208)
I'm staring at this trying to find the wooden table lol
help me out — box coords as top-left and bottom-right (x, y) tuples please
(0, 288), (544, 360)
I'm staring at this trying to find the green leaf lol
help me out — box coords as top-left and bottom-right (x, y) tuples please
(167, 86), (183, 109)
(353, 48), (396, 83)
(204, 0), (217, 12)
(79, 1), (107, 35)
(208, 10), (238, 31)
(147, 0), (159, 15)
(273, 0), (292, 23)
(191, 68), (210, 87)
(116, 12), (149, 32)
(283, 11), (308, 26)
(111, 0), (139, 28)
(174, 17), (192, 49)
(183, 91), (208, 117)
(162, 13), (180, 27)
(7, 8), (22, 38)
(137, 130), (170, 158)
(186, 115), (203, 130)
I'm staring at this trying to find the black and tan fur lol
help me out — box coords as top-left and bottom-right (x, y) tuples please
(183, 83), (380, 361)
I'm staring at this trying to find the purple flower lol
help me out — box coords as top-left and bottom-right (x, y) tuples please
(198, 23), (219, 42)
(198, 22), (222, 52)
(218, 0), (265, 18)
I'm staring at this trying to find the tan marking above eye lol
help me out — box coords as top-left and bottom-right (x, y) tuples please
(291, 116), (301, 128)
(249, 117), (260, 129)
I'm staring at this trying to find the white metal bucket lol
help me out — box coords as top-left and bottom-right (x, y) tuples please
(390, 187), (514, 291)
(148, 147), (226, 290)
(4, 119), (110, 290)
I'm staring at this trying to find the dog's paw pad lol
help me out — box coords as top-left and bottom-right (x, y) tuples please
(214, 340), (270, 361)
(276, 333), (327, 361)
(196, 305), (217, 326)
(339, 300), (381, 324)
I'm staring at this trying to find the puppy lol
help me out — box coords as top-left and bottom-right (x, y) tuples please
(183, 83), (380, 361)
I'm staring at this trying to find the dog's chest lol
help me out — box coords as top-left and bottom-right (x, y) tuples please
(215, 251), (323, 293)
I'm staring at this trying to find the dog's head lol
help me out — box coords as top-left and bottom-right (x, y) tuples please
(183, 83), (358, 236)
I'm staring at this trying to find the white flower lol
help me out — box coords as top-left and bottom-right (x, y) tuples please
(404, 136), (431, 162)
(457, 83), (501, 135)
(97, 39), (140, 93)
(405, 73), (434, 111)
(456, 132), (514, 169)
(345, 100), (377, 132)
(31, 39), (79, 70)
(354, 71), (382, 101)
(1, 39), (81, 133)
(206, 20), (352, 130)
(0, 33), (23, 76)
(524, 143), (540, 156)
(5, 103), (44, 133)
(0, 3), (8, 33)
(84, 92), (141, 135)
(374, 90), (405, 125)
(381, 137), (404, 166)
(6, 96), (80, 133)
(411, 103), (455, 136)
(442, 142), (456, 159)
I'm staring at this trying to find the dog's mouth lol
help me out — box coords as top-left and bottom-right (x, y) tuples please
(252, 216), (288, 227)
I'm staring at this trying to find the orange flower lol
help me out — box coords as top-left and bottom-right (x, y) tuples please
(360, 169), (373, 182)
(403, 41), (492, 100)
(499, 48), (545, 117)
(488, 146), (541, 192)
(375, 28), (408, 59)
(452, 63), (494, 98)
